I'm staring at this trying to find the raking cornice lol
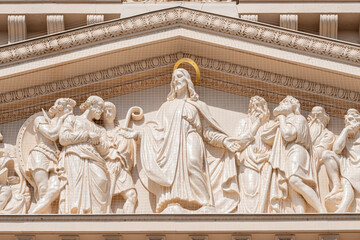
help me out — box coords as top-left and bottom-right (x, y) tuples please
(0, 7), (359, 66)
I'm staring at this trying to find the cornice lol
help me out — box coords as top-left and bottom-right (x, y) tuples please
(0, 7), (359, 66)
(0, 214), (360, 234)
(0, 52), (358, 124)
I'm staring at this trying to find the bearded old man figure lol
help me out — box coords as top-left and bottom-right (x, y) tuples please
(307, 106), (336, 206)
(322, 108), (360, 212)
(58, 96), (110, 214)
(262, 96), (325, 213)
(236, 96), (272, 213)
(138, 68), (241, 213)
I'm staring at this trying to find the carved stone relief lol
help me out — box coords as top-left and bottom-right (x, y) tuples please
(0, 66), (359, 214)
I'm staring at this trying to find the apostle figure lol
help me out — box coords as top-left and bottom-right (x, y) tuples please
(102, 101), (138, 213)
(58, 96), (110, 214)
(25, 98), (75, 214)
(322, 108), (360, 212)
(236, 96), (272, 213)
(307, 106), (335, 206)
(0, 133), (30, 214)
(262, 96), (325, 213)
(138, 68), (241, 213)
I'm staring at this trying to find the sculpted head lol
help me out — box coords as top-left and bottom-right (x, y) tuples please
(103, 101), (116, 124)
(308, 106), (330, 127)
(49, 98), (76, 118)
(80, 96), (105, 121)
(167, 68), (199, 101)
(273, 96), (301, 117)
(248, 96), (270, 122)
(345, 108), (360, 127)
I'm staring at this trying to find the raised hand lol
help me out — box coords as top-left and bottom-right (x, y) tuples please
(118, 127), (139, 140)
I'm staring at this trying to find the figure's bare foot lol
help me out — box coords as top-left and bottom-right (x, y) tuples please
(326, 185), (342, 199)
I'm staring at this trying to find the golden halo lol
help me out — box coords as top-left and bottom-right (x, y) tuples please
(173, 58), (200, 85)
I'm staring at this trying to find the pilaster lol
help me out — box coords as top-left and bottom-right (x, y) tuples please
(280, 14), (298, 30)
(7, 15), (26, 43)
(320, 14), (338, 39)
(47, 15), (65, 34)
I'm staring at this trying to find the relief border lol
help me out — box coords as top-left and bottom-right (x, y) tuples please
(0, 7), (359, 66)
(0, 52), (358, 123)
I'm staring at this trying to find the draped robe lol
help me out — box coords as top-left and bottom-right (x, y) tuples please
(58, 115), (110, 214)
(237, 118), (271, 213)
(138, 98), (239, 213)
(262, 115), (317, 213)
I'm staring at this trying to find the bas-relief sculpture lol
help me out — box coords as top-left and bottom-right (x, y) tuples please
(138, 68), (240, 214)
(2, 63), (360, 214)
(102, 102), (140, 214)
(263, 96), (325, 213)
(322, 109), (360, 212)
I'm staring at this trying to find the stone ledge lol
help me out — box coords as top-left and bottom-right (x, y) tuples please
(0, 214), (360, 233)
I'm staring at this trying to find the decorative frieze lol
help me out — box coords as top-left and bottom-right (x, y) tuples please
(47, 15), (65, 34)
(0, 52), (358, 123)
(320, 14), (338, 39)
(87, 14), (105, 25)
(0, 8), (358, 66)
(280, 14), (298, 30)
(7, 15), (26, 43)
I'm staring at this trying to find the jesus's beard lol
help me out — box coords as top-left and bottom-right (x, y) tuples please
(309, 119), (325, 144)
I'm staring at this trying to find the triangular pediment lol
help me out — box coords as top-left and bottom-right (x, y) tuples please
(0, 7), (359, 124)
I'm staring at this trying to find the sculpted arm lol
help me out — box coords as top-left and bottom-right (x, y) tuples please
(37, 114), (69, 141)
(202, 122), (227, 148)
(278, 115), (297, 142)
(333, 128), (350, 154)
(96, 128), (109, 156)
(59, 116), (88, 146)
(236, 118), (255, 151)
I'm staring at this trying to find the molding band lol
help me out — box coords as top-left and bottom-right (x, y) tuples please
(0, 7), (359, 66)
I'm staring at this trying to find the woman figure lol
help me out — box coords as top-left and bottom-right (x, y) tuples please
(139, 68), (240, 213)
(58, 96), (110, 214)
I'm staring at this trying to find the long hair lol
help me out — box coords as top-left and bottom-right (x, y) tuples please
(167, 68), (199, 101)
(80, 96), (105, 113)
(307, 106), (330, 127)
(49, 98), (76, 118)
(282, 95), (301, 115)
(248, 96), (270, 121)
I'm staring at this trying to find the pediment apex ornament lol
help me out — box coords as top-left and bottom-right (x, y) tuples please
(173, 58), (201, 85)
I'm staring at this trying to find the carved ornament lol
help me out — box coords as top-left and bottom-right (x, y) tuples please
(0, 7), (359, 66)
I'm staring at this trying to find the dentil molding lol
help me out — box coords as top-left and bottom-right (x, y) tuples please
(0, 7), (359, 66)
